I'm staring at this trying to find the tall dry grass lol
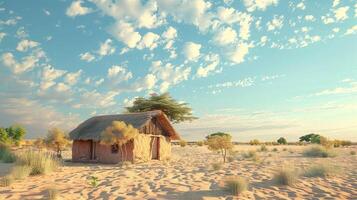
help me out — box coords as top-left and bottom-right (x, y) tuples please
(302, 145), (336, 158)
(15, 150), (61, 175)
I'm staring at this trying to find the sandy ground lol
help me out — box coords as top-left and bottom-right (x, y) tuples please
(0, 145), (356, 200)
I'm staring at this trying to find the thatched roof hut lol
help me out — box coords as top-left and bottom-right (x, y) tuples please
(69, 110), (180, 164)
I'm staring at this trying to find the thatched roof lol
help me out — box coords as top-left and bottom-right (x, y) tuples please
(69, 110), (180, 141)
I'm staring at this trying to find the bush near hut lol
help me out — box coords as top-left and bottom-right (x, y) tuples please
(45, 128), (70, 158)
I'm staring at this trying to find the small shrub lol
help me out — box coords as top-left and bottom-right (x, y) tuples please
(0, 175), (14, 187)
(272, 148), (278, 152)
(350, 151), (356, 155)
(304, 163), (340, 177)
(10, 165), (32, 180)
(16, 150), (60, 175)
(227, 156), (235, 162)
(88, 176), (99, 187)
(302, 145), (336, 158)
(212, 162), (223, 170)
(259, 145), (268, 152)
(46, 187), (59, 200)
(282, 148), (287, 151)
(273, 167), (298, 186)
(223, 176), (249, 196)
(277, 137), (287, 145)
(196, 141), (204, 146)
(179, 140), (187, 147)
(267, 153), (272, 157)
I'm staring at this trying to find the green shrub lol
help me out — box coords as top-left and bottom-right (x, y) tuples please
(196, 141), (204, 146)
(223, 176), (249, 196)
(211, 162), (223, 170)
(179, 140), (187, 147)
(273, 167), (298, 186)
(302, 145), (336, 158)
(16, 150), (60, 175)
(304, 163), (340, 177)
(2, 150), (16, 163)
(277, 137), (287, 145)
(350, 151), (356, 155)
(46, 187), (59, 200)
(10, 165), (32, 180)
(0, 175), (14, 187)
(88, 176), (99, 187)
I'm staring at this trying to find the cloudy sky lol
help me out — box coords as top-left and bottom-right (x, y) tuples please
(0, 0), (356, 141)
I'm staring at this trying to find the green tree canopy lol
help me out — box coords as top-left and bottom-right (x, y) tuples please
(0, 128), (9, 143)
(299, 133), (320, 143)
(277, 137), (287, 145)
(5, 124), (26, 145)
(206, 132), (232, 140)
(125, 93), (197, 123)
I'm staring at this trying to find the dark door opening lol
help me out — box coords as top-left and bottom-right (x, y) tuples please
(89, 140), (96, 160)
(151, 137), (159, 160)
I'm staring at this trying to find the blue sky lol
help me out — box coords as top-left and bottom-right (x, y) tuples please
(0, 0), (356, 141)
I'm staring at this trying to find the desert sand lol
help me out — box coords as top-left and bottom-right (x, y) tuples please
(0, 145), (356, 200)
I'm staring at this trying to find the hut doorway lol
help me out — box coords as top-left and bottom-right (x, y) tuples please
(151, 137), (159, 160)
(89, 140), (97, 160)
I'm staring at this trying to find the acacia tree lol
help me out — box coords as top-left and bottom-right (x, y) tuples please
(101, 121), (139, 161)
(45, 128), (69, 158)
(126, 93), (197, 123)
(206, 133), (233, 163)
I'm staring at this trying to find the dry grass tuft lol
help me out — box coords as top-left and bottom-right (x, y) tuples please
(45, 187), (59, 200)
(0, 175), (14, 187)
(273, 167), (298, 186)
(302, 145), (336, 158)
(304, 163), (340, 177)
(10, 165), (32, 180)
(211, 162), (223, 170)
(259, 145), (268, 152)
(0, 143), (16, 163)
(223, 176), (249, 196)
(350, 151), (356, 155)
(179, 140), (187, 147)
(16, 150), (60, 175)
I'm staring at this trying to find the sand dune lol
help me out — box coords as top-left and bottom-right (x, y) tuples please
(1, 145), (356, 199)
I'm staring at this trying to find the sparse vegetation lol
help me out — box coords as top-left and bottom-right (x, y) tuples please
(0, 143), (16, 163)
(272, 148), (278, 152)
(282, 148), (287, 151)
(223, 176), (249, 196)
(350, 151), (356, 155)
(302, 145), (336, 158)
(259, 145), (268, 152)
(16, 150), (60, 175)
(196, 141), (204, 146)
(249, 139), (260, 145)
(0, 125), (26, 146)
(212, 162), (223, 170)
(206, 133), (233, 163)
(242, 151), (260, 162)
(273, 167), (298, 186)
(179, 140), (187, 147)
(304, 163), (340, 177)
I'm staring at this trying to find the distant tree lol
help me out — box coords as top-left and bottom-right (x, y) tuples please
(126, 93), (197, 123)
(101, 121), (139, 161)
(299, 133), (320, 143)
(277, 137), (287, 145)
(206, 133), (233, 163)
(6, 125), (26, 145)
(179, 140), (187, 147)
(206, 132), (231, 140)
(249, 139), (260, 145)
(0, 128), (9, 143)
(45, 128), (69, 158)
